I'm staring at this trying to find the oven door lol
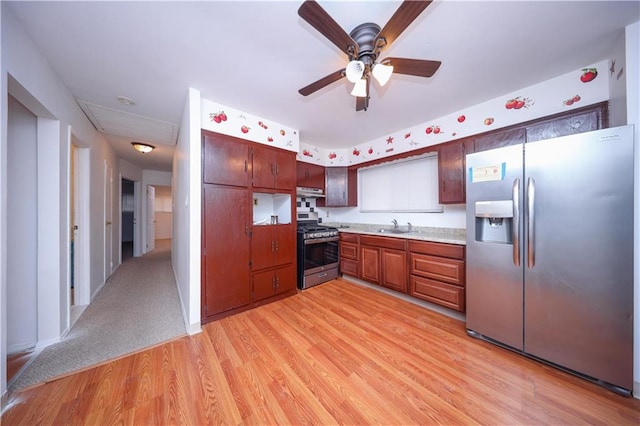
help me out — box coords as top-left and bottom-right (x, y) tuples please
(302, 237), (339, 276)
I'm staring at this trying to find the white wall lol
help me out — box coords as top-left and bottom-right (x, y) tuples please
(1, 4), (121, 396)
(6, 95), (38, 354)
(173, 87), (202, 335)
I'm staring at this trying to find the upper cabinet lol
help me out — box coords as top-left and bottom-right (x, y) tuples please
(525, 104), (606, 142)
(438, 140), (469, 205)
(203, 132), (250, 187)
(472, 128), (525, 153)
(252, 145), (296, 190)
(296, 162), (325, 190)
(436, 102), (608, 205)
(318, 166), (357, 207)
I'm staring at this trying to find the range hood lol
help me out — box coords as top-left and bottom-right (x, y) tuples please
(296, 187), (325, 198)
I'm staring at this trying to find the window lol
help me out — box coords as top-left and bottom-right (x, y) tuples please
(358, 153), (442, 213)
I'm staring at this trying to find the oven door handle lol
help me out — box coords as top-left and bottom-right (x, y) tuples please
(304, 237), (339, 245)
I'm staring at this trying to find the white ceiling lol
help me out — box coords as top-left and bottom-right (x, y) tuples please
(6, 1), (640, 172)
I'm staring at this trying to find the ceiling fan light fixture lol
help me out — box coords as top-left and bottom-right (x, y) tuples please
(350, 78), (367, 97)
(345, 60), (365, 83)
(131, 142), (155, 153)
(372, 63), (394, 86)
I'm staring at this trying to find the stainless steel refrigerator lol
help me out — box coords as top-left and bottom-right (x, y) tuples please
(465, 125), (634, 395)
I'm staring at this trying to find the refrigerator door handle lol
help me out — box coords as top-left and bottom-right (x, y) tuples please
(512, 178), (520, 266)
(527, 177), (536, 268)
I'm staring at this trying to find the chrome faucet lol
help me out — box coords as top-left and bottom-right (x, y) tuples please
(392, 219), (398, 230)
(407, 222), (413, 233)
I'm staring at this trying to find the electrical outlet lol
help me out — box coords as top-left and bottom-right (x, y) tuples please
(253, 198), (258, 206)
(326, 211), (330, 218)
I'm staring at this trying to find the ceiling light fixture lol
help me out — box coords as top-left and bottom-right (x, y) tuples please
(372, 63), (394, 86)
(117, 96), (136, 106)
(345, 60), (365, 83)
(131, 142), (155, 153)
(350, 78), (368, 97)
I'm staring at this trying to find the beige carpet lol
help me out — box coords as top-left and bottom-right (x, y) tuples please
(9, 239), (187, 392)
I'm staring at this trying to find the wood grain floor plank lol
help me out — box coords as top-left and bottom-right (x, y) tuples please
(4, 278), (639, 425)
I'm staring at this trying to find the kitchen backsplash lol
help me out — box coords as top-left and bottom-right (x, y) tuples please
(296, 196), (320, 222)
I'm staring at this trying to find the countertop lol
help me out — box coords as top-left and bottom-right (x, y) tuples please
(324, 222), (466, 246)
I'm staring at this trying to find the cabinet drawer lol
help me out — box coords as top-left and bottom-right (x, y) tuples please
(340, 232), (359, 243)
(410, 253), (465, 286)
(408, 240), (464, 260)
(360, 235), (407, 251)
(340, 258), (359, 276)
(410, 276), (465, 312)
(340, 241), (358, 260)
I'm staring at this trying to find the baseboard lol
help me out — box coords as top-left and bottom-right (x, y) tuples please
(171, 262), (201, 336)
(91, 279), (107, 302)
(341, 275), (466, 322)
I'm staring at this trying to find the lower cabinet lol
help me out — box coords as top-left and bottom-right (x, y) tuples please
(381, 248), (408, 293)
(252, 263), (296, 302)
(360, 235), (407, 292)
(408, 240), (466, 312)
(339, 232), (466, 313)
(202, 184), (252, 320)
(339, 233), (359, 276)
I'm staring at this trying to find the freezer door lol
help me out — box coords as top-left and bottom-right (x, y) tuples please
(523, 125), (634, 391)
(466, 144), (524, 350)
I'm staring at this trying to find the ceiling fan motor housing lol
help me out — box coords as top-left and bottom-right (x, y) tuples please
(349, 22), (381, 63)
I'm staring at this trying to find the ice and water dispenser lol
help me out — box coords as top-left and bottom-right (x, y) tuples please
(474, 200), (514, 244)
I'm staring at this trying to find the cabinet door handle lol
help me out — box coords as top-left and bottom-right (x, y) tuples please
(275, 240), (279, 252)
(275, 164), (279, 175)
(271, 241), (275, 252)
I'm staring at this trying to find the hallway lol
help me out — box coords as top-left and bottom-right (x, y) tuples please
(8, 239), (186, 393)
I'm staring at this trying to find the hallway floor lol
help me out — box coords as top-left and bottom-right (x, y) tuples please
(8, 239), (186, 393)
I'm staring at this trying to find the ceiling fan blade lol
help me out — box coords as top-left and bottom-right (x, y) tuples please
(385, 57), (441, 78)
(355, 77), (370, 111)
(299, 69), (346, 96)
(298, 1), (358, 58)
(375, 1), (432, 51)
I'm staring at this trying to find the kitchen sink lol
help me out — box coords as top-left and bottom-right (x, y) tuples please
(376, 229), (410, 234)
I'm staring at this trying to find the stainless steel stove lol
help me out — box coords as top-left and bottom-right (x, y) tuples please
(296, 212), (339, 289)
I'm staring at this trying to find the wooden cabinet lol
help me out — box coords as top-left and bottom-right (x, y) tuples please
(434, 102), (607, 206)
(252, 145), (296, 190)
(296, 161), (325, 190)
(252, 263), (296, 302)
(525, 104), (605, 142)
(339, 232), (359, 277)
(408, 240), (466, 312)
(202, 184), (251, 319)
(251, 225), (295, 270)
(360, 245), (381, 284)
(318, 167), (357, 207)
(360, 235), (407, 292)
(381, 248), (407, 293)
(438, 140), (469, 205)
(201, 130), (297, 323)
(203, 132), (250, 187)
(473, 127), (525, 153)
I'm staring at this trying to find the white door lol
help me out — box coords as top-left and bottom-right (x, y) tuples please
(146, 185), (156, 252)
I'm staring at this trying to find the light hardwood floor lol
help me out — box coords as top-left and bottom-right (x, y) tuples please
(3, 279), (639, 425)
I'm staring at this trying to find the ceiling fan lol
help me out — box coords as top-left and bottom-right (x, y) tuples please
(297, 0), (441, 111)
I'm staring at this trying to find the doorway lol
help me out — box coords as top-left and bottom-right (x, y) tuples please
(121, 179), (135, 262)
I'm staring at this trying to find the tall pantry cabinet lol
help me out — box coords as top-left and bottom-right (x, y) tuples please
(201, 130), (297, 323)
